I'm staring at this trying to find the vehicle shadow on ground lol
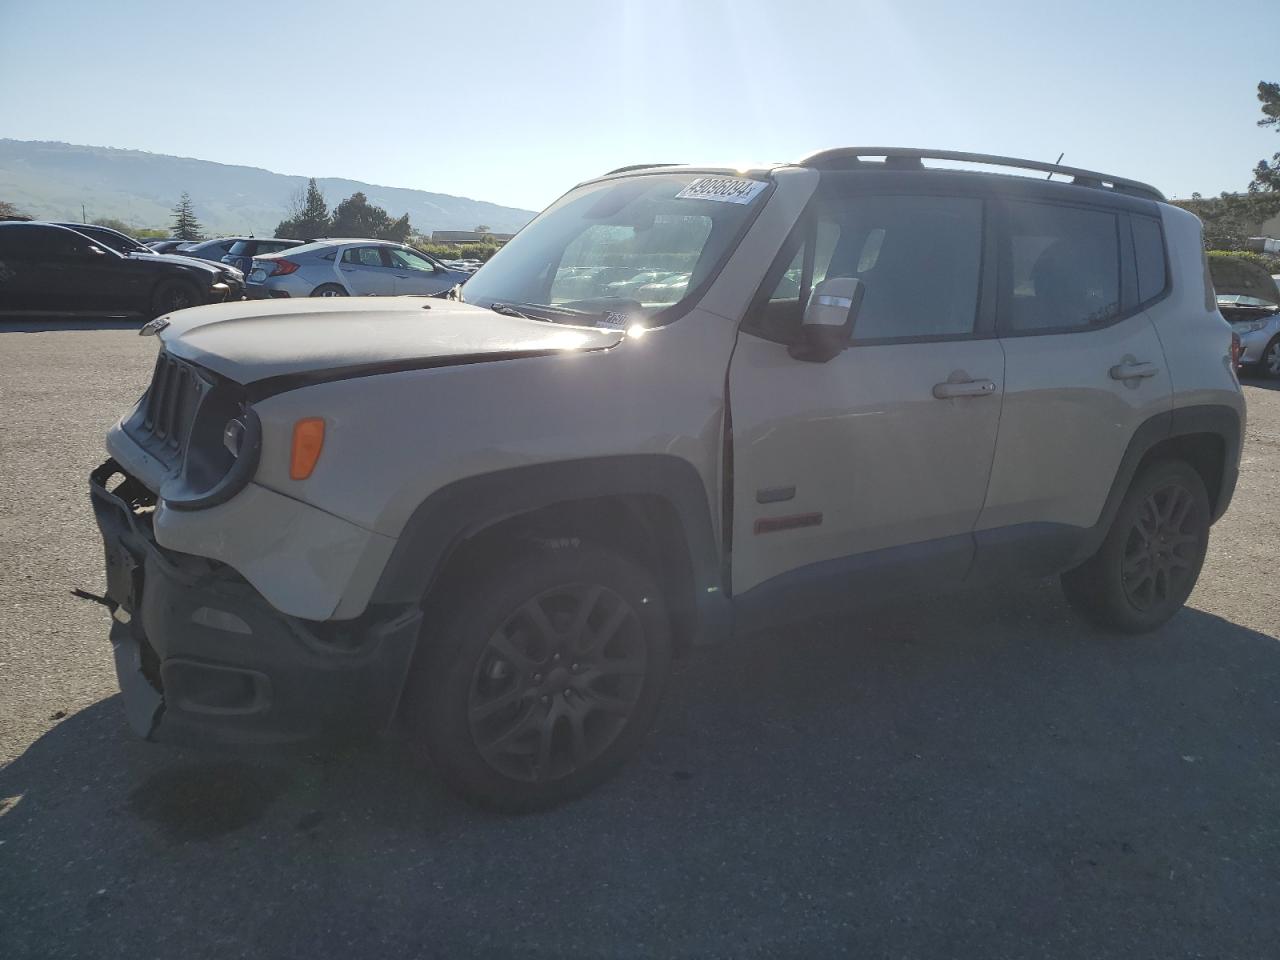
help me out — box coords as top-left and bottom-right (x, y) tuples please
(1240, 372), (1280, 391)
(0, 317), (142, 333)
(3, 581), (1280, 958)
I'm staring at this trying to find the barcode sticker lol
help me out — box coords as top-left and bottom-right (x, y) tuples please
(675, 176), (768, 204)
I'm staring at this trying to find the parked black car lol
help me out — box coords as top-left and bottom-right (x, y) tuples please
(175, 237), (243, 263)
(220, 236), (303, 274)
(56, 223), (246, 294)
(145, 239), (190, 254)
(0, 222), (243, 317)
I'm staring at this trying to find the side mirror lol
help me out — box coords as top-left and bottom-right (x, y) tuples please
(85, 245), (108, 258)
(788, 277), (865, 362)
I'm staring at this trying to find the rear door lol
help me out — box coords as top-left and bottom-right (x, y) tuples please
(338, 245), (397, 294)
(386, 247), (455, 295)
(729, 182), (1005, 606)
(974, 197), (1172, 565)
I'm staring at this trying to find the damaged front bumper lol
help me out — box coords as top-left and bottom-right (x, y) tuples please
(89, 459), (421, 744)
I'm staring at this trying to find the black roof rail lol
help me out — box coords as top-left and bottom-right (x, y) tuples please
(603, 162), (682, 176)
(798, 147), (1165, 201)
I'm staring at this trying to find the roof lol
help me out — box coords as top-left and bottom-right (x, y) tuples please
(602, 148), (1164, 203)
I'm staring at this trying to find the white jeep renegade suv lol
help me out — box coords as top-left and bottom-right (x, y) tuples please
(91, 149), (1245, 810)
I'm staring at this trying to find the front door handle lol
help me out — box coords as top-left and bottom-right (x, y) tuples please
(932, 378), (997, 399)
(1109, 360), (1160, 381)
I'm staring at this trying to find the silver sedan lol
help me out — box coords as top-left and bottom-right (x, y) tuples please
(246, 239), (470, 299)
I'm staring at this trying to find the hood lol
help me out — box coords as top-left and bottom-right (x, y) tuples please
(155, 296), (625, 390)
(1209, 255), (1279, 305)
(126, 250), (228, 277)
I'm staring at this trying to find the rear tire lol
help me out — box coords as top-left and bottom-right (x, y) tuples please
(149, 279), (201, 318)
(404, 543), (672, 812)
(310, 283), (348, 298)
(1061, 460), (1210, 633)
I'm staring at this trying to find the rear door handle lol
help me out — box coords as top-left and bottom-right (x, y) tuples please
(1109, 360), (1160, 381)
(932, 378), (997, 399)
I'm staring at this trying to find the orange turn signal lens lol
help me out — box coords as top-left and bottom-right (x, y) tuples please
(289, 418), (325, 480)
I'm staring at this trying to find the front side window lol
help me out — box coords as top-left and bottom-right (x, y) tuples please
(461, 172), (769, 326)
(21, 227), (86, 260)
(751, 193), (983, 343)
(387, 248), (438, 272)
(1003, 201), (1120, 332)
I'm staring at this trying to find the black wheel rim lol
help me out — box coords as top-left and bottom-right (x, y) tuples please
(467, 583), (647, 783)
(1121, 484), (1201, 611)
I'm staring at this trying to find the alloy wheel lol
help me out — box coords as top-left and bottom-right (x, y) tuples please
(1266, 341), (1280, 377)
(467, 583), (647, 783)
(164, 288), (194, 311)
(1120, 483), (1201, 611)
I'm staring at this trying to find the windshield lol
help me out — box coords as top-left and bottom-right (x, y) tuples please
(83, 229), (147, 255)
(461, 172), (770, 326)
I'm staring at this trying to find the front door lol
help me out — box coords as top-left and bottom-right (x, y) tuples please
(728, 186), (1005, 616)
(387, 247), (454, 295)
(338, 245), (398, 295)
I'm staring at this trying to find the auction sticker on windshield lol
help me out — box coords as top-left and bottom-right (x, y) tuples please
(675, 176), (768, 204)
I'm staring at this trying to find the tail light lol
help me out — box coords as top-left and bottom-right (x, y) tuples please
(269, 258), (300, 277)
(1231, 332), (1242, 370)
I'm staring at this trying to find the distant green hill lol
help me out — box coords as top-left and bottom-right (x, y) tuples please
(0, 139), (535, 236)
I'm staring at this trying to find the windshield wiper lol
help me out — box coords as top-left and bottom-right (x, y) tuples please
(489, 302), (538, 321)
(490, 301), (606, 324)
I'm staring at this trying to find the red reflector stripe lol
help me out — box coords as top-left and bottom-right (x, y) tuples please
(754, 512), (823, 535)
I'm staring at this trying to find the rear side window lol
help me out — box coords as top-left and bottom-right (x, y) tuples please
(227, 240), (254, 255)
(1003, 201), (1120, 332)
(342, 247), (385, 267)
(0, 227), (25, 256)
(1131, 216), (1167, 304)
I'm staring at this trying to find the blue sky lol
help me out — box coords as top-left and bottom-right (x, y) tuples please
(1, 0), (1276, 211)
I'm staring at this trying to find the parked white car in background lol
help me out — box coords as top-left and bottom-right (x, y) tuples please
(246, 238), (471, 298)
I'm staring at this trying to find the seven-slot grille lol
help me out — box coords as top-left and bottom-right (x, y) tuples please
(137, 352), (204, 460)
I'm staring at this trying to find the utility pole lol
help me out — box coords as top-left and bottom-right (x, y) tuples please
(81, 203), (87, 223)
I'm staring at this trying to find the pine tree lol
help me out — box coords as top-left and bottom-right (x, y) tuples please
(1251, 81), (1280, 194)
(170, 192), (203, 240)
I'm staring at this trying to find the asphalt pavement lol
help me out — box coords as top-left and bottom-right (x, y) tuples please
(2, 319), (1280, 959)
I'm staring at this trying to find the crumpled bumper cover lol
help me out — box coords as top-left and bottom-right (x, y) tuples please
(89, 459), (421, 745)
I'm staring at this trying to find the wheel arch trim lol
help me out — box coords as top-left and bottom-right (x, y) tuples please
(370, 454), (732, 644)
(1095, 403), (1242, 541)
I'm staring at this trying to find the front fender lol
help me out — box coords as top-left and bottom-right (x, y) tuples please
(370, 454), (731, 641)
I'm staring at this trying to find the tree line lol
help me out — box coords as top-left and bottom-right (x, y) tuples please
(274, 179), (412, 243)
(157, 180), (417, 244)
(1172, 81), (1280, 258)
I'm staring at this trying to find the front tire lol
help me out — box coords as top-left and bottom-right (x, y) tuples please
(405, 543), (672, 812)
(1061, 460), (1210, 633)
(149, 279), (200, 318)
